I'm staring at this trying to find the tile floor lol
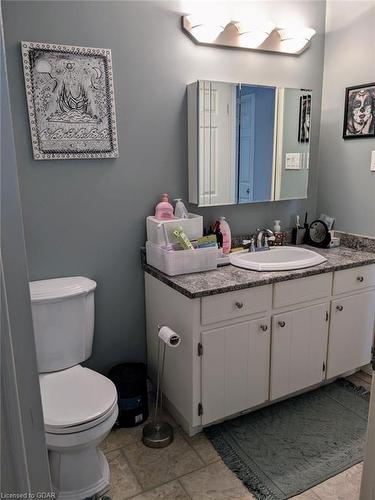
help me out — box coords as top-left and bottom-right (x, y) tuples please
(101, 371), (371, 500)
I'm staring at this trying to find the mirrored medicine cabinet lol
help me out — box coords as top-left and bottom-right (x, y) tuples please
(187, 80), (312, 207)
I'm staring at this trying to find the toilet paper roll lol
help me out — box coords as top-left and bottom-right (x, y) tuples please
(158, 326), (181, 348)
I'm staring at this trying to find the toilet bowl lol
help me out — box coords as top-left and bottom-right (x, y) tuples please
(40, 366), (118, 500)
(30, 277), (118, 499)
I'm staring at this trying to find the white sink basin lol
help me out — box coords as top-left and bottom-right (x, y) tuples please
(229, 246), (327, 271)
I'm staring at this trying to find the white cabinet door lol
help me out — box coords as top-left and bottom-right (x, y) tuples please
(201, 318), (270, 425)
(327, 291), (375, 379)
(270, 303), (329, 400)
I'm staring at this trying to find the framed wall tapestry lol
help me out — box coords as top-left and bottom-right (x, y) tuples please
(343, 82), (375, 139)
(21, 41), (119, 160)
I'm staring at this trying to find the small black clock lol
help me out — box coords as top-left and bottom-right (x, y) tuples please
(307, 220), (331, 248)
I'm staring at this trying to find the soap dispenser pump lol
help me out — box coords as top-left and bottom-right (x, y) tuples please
(155, 194), (174, 221)
(273, 220), (281, 233)
(174, 199), (188, 219)
(273, 220), (284, 246)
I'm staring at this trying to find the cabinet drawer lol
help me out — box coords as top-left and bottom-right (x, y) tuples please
(333, 264), (375, 296)
(273, 273), (332, 309)
(201, 285), (272, 325)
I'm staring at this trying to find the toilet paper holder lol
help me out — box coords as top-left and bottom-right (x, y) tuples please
(142, 325), (181, 448)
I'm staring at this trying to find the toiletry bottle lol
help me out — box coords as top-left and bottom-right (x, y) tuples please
(172, 226), (194, 250)
(174, 199), (188, 219)
(303, 212), (310, 244)
(212, 221), (223, 249)
(303, 212), (309, 231)
(291, 216), (298, 245)
(273, 220), (284, 246)
(295, 215), (306, 245)
(155, 194), (174, 220)
(219, 217), (232, 254)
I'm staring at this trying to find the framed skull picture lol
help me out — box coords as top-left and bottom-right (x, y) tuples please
(343, 82), (375, 139)
(21, 41), (119, 160)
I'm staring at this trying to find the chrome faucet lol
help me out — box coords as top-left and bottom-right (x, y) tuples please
(256, 228), (274, 249)
(242, 237), (256, 253)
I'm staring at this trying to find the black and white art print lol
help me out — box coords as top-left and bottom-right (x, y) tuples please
(343, 83), (375, 139)
(21, 41), (119, 160)
(298, 94), (311, 143)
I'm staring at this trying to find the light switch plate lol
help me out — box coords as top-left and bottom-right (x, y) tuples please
(371, 151), (375, 171)
(285, 153), (301, 170)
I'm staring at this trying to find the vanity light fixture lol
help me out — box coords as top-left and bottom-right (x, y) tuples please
(234, 21), (276, 49)
(181, 15), (316, 55)
(183, 14), (228, 43)
(277, 27), (316, 54)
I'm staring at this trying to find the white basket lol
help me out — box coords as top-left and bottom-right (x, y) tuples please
(146, 213), (203, 245)
(146, 241), (217, 276)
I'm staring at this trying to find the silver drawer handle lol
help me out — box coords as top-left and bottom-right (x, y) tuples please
(278, 321), (286, 328)
(357, 276), (364, 282)
(260, 324), (268, 332)
(235, 301), (244, 309)
(336, 305), (344, 311)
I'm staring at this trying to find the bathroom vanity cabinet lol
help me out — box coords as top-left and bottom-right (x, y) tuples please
(144, 263), (375, 436)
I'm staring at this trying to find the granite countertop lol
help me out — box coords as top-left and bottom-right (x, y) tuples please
(143, 245), (375, 299)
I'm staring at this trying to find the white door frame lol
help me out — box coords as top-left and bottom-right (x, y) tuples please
(1, 9), (51, 493)
(360, 370), (375, 499)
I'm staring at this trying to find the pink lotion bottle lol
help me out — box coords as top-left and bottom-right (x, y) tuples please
(219, 217), (231, 254)
(155, 193), (174, 220)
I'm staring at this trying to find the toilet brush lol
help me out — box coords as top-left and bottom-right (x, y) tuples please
(142, 326), (181, 448)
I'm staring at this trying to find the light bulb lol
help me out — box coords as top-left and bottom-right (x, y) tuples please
(190, 24), (225, 43)
(277, 27), (316, 53)
(186, 15), (227, 43)
(235, 22), (275, 49)
(238, 31), (269, 48)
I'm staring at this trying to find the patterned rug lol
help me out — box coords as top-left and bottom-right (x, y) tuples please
(205, 380), (369, 500)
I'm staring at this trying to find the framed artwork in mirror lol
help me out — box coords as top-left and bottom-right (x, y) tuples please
(21, 41), (119, 160)
(343, 82), (375, 139)
(298, 94), (311, 143)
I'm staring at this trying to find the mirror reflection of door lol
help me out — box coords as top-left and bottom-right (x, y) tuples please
(274, 88), (312, 201)
(238, 87), (255, 203)
(238, 84), (276, 204)
(198, 81), (237, 206)
(188, 81), (313, 206)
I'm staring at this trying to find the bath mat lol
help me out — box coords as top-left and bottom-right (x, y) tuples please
(205, 379), (369, 500)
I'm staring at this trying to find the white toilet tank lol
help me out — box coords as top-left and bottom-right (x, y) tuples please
(29, 277), (97, 373)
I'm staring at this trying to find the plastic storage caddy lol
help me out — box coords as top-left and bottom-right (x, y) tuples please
(146, 213), (203, 245)
(146, 241), (217, 276)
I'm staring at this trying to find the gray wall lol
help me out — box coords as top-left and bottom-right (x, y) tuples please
(280, 89), (310, 200)
(2, 0), (326, 372)
(317, 0), (375, 236)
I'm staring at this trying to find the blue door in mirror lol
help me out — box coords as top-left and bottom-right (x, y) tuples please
(238, 84), (276, 204)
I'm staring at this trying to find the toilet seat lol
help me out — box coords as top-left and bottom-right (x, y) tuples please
(39, 365), (118, 434)
(45, 400), (118, 435)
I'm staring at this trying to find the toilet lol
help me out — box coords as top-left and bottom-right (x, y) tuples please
(29, 276), (118, 500)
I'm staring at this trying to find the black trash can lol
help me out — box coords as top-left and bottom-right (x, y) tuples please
(108, 363), (149, 427)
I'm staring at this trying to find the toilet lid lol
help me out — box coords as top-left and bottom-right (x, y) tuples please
(39, 365), (117, 430)
(30, 276), (97, 303)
